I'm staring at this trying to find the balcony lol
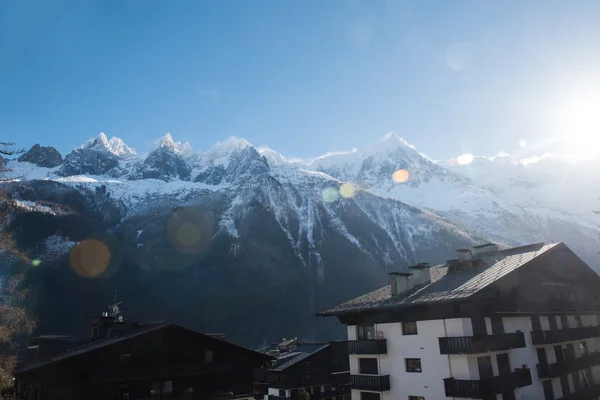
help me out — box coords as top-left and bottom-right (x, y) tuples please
(537, 352), (600, 379)
(438, 333), (526, 354)
(330, 339), (387, 355)
(443, 368), (532, 399)
(350, 374), (391, 392)
(531, 326), (600, 345)
(557, 383), (600, 400)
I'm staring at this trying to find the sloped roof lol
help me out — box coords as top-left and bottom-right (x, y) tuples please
(318, 242), (559, 316)
(271, 343), (329, 371)
(17, 323), (271, 374)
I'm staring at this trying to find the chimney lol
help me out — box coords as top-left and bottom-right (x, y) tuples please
(389, 272), (414, 296)
(408, 262), (432, 287)
(457, 248), (472, 261)
(471, 243), (499, 257)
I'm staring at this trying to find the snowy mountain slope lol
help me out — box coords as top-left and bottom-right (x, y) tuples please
(5, 132), (600, 345)
(3, 135), (488, 346)
(451, 155), (600, 223)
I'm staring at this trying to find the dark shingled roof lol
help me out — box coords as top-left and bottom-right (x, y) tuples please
(17, 323), (272, 374)
(318, 242), (558, 317)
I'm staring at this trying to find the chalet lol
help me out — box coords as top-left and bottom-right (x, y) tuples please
(318, 242), (600, 400)
(255, 338), (350, 400)
(15, 307), (272, 400)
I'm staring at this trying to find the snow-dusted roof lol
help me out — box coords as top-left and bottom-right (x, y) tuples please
(318, 242), (560, 316)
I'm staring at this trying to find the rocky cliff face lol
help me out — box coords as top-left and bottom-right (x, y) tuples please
(17, 144), (63, 168)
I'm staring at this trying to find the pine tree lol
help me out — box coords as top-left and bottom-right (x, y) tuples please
(0, 142), (36, 395)
(299, 387), (310, 400)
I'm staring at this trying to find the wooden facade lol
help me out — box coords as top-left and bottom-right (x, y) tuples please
(15, 324), (271, 400)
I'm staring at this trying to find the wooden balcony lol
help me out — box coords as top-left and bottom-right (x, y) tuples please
(557, 383), (600, 400)
(531, 326), (600, 345)
(537, 352), (600, 379)
(330, 339), (387, 355)
(350, 374), (391, 392)
(438, 333), (526, 354)
(443, 368), (532, 399)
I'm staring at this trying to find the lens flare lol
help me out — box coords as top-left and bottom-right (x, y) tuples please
(518, 139), (527, 148)
(339, 183), (358, 199)
(456, 153), (474, 165)
(322, 187), (339, 203)
(447, 158), (457, 167)
(31, 259), (41, 267)
(167, 207), (212, 254)
(69, 239), (111, 278)
(392, 169), (410, 183)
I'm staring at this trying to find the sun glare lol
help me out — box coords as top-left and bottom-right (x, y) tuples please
(561, 91), (600, 158)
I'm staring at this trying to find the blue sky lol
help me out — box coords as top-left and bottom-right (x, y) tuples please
(2, 0), (600, 160)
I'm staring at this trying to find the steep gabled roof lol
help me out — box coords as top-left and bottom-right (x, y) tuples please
(318, 242), (559, 317)
(17, 323), (271, 374)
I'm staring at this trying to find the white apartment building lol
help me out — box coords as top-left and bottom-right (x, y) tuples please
(319, 242), (600, 400)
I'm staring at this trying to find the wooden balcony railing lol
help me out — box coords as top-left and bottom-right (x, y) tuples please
(439, 333), (526, 354)
(443, 368), (532, 399)
(531, 326), (600, 345)
(350, 374), (391, 392)
(537, 352), (600, 378)
(557, 383), (600, 400)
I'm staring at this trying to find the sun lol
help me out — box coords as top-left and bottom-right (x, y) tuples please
(561, 90), (600, 158)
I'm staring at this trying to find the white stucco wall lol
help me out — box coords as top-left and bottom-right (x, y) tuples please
(347, 314), (600, 400)
(349, 318), (473, 400)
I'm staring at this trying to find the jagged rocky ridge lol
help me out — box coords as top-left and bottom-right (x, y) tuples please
(4, 133), (599, 346)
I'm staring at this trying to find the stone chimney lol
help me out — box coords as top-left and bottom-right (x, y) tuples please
(389, 272), (414, 296)
(457, 248), (472, 261)
(408, 262), (432, 287)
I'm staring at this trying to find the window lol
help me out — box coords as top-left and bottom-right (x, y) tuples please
(118, 387), (130, 400)
(359, 358), (378, 374)
(408, 396), (425, 400)
(279, 389), (286, 397)
(490, 316), (504, 334)
(405, 358), (422, 373)
(575, 314), (583, 327)
(357, 325), (375, 340)
(151, 381), (173, 397)
(204, 350), (214, 364)
(360, 392), (381, 400)
(543, 379), (554, 400)
(560, 314), (569, 329)
(402, 321), (418, 335)
(560, 375), (571, 396)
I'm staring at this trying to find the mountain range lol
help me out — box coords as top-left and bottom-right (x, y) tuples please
(2, 132), (598, 346)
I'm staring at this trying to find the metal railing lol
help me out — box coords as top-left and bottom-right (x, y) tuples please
(537, 352), (600, 378)
(438, 332), (526, 354)
(531, 326), (600, 345)
(443, 368), (532, 399)
(350, 374), (391, 392)
(330, 339), (387, 355)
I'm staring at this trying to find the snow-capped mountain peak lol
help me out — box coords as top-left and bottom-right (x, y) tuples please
(207, 136), (251, 154)
(81, 132), (136, 157)
(257, 146), (289, 166)
(151, 133), (193, 155)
